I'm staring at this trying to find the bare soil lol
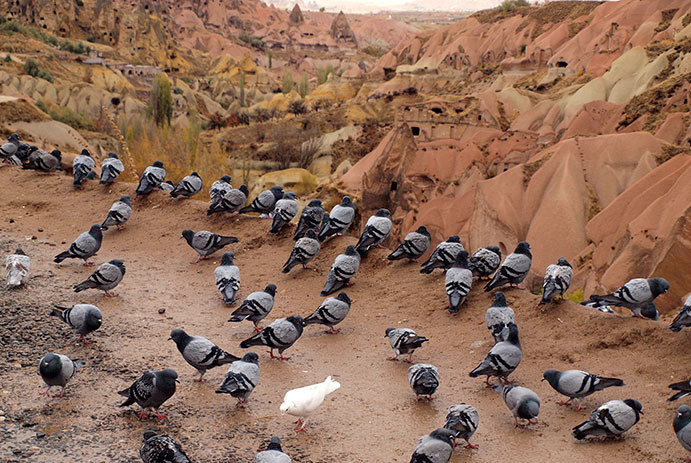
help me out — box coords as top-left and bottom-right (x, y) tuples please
(0, 167), (689, 462)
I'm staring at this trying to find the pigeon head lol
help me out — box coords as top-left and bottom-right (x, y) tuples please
(429, 428), (456, 447)
(336, 291), (351, 305)
(287, 315), (305, 328)
(50, 149), (62, 160)
(649, 278), (670, 297)
(674, 405), (691, 433)
(181, 229), (195, 245)
(454, 250), (469, 267)
(221, 252), (235, 266)
(8, 133), (19, 142)
(39, 353), (61, 378)
(108, 259), (126, 274)
(107, 152), (119, 159)
(270, 185), (284, 197)
(640, 302), (658, 321)
(220, 175), (231, 183)
(120, 195), (131, 205)
(447, 235), (461, 243)
(283, 192), (297, 200)
(168, 329), (190, 347)
(241, 352), (259, 364)
(344, 245), (359, 257)
(557, 257), (571, 268)
(341, 196), (353, 207)
(80, 149), (91, 157)
(28, 145), (39, 153)
(280, 400), (294, 414)
(515, 241), (531, 256)
(384, 327), (395, 338)
(89, 224), (104, 239)
(505, 323), (520, 346)
(190, 171), (200, 177)
(142, 431), (159, 441)
(305, 229), (317, 239)
(487, 245), (501, 256)
(542, 369), (561, 388)
(264, 284), (277, 296)
(266, 436), (283, 452)
(153, 161), (164, 168)
(14, 247), (25, 255)
(239, 184), (249, 196)
(308, 199), (323, 208)
(416, 225), (430, 237)
(624, 399), (643, 416)
(375, 208), (391, 218)
(86, 309), (102, 332)
(517, 398), (540, 420)
(493, 291), (507, 307)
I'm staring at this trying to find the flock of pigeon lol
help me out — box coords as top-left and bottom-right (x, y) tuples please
(3, 132), (691, 462)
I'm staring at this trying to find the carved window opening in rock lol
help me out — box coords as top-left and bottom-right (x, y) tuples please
(411, 126), (420, 136)
(111, 97), (121, 106)
(431, 107), (443, 114)
(556, 61), (568, 68)
(390, 181), (398, 192)
(477, 114), (482, 121)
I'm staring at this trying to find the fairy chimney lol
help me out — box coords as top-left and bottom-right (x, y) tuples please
(290, 4), (304, 25)
(330, 11), (357, 45)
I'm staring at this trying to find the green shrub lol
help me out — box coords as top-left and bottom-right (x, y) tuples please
(172, 87), (184, 95)
(3, 54), (10, 63)
(23, 58), (41, 77)
(239, 34), (264, 50)
(565, 289), (585, 304)
(282, 71), (294, 94)
(499, 0), (529, 12)
(60, 40), (91, 54)
(150, 72), (173, 126)
(36, 69), (53, 82)
(288, 100), (307, 115)
(317, 64), (334, 85)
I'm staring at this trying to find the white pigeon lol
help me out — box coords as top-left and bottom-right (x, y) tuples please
(6, 247), (30, 287)
(280, 376), (340, 431)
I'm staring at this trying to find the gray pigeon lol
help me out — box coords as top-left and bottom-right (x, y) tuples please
(318, 196), (355, 242)
(293, 199), (324, 241)
(182, 230), (239, 263)
(282, 229), (320, 273)
(668, 379), (691, 401)
(54, 224), (103, 266)
(303, 292), (351, 334)
(257, 436), (291, 463)
(209, 175), (232, 201)
(542, 369), (624, 410)
(239, 185), (284, 215)
(388, 226), (431, 262)
(216, 352), (260, 407)
(484, 242), (532, 291)
(410, 428), (455, 463)
(588, 277), (669, 319)
(485, 291), (515, 343)
(170, 171), (203, 198)
(140, 431), (190, 463)
(228, 284), (276, 332)
(0, 133), (19, 162)
(5, 247), (30, 287)
(540, 258), (573, 304)
(38, 353), (84, 397)
(445, 250), (472, 313)
(169, 328), (239, 382)
(118, 369), (178, 420)
(23, 148), (61, 172)
(420, 235), (464, 274)
(408, 363), (440, 400)
(270, 192), (299, 234)
(50, 304), (102, 344)
(207, 184), (249, 215)
(215, 252), (241, 305)
(572, 399), (642, 440)
(159, 180), (174, 192)
(239, 315), (304, 360)
(669, 295), (691, 332)
(99, 152), (124, 184)
(355, 208), (392, 254)
(468, 245), (502, 278)
(101, 195), (132, 230)
(674, 405), (691, 455)
(73, 259), (125, 296)
(320, 245), (361, 296)
(494, 381), (540, 427)
(444, 404), (479, 449)
(136, 161), (166, 195)
(385, 327), (428, 362)
(469, 323), (521, 385)
(73, 149), (96, 187)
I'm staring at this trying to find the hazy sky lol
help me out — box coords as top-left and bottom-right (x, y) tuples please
(306, 0), (611, 13)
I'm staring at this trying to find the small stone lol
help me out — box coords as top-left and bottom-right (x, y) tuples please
(158, 308), (166, 314)
(38, 229), (43, 232)
(36, 432), (45, 439)
(9, 219), (14, 223)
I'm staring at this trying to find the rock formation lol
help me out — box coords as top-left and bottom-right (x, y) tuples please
(289, 4), (305, 25)
(330, 12), (357, 46)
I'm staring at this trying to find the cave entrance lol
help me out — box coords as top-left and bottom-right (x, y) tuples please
(411, 126), (420, 136)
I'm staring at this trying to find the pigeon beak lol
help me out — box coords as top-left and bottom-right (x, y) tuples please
(541, 378), (545, 382)
(175, 379), (180, 383)
(639, 410), (644, 415)
(167, 337), (172, 341)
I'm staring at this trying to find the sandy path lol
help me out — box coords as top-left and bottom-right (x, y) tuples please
(0, 167), (689, 462)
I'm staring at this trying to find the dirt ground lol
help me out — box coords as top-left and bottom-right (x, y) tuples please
(0, 167), (689, 462)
